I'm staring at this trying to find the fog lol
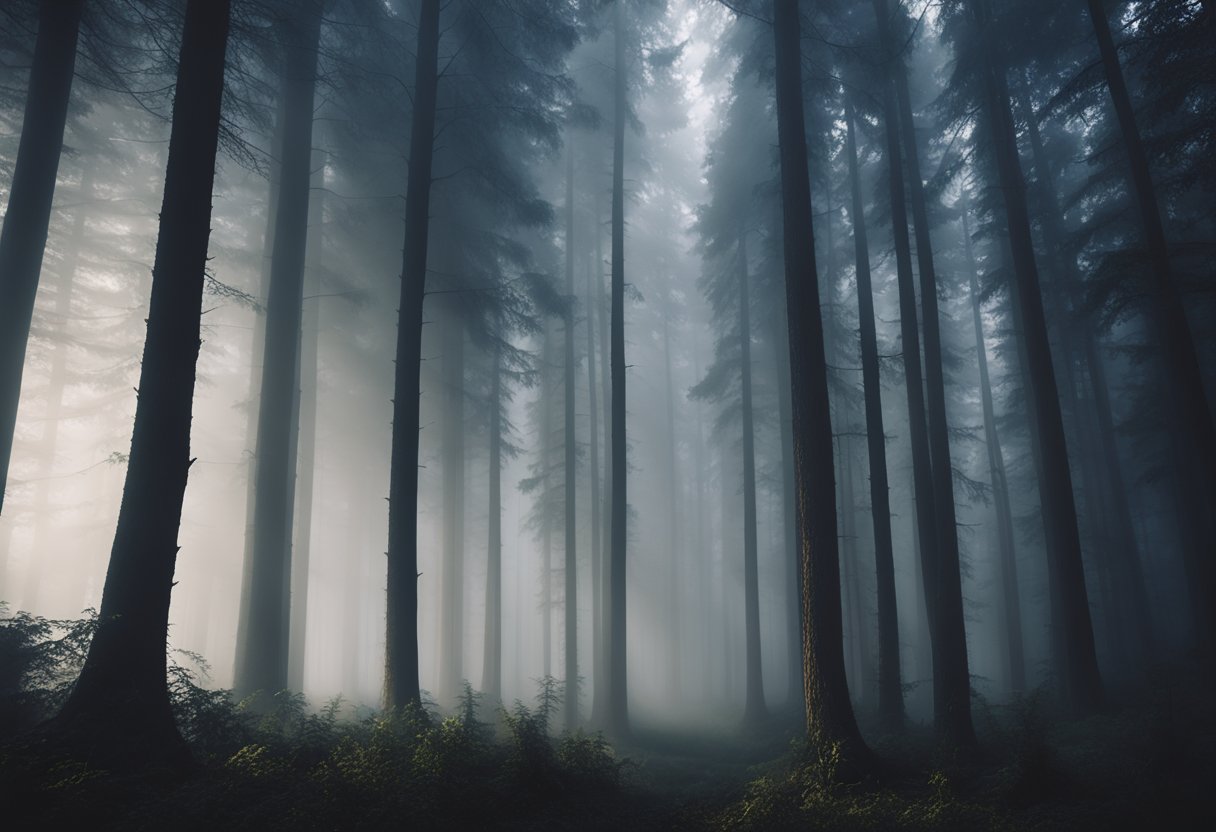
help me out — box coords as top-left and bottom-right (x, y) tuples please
(0, 0), (1211, 758)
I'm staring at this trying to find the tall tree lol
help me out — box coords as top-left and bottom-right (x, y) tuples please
(606, 0), (629, 737)
(771, 0), (869, 760)
(844, 100), (903, 729)
(234, 1), (325, 699)
(51, 0), (232, 761)
(0, 0), (85, 517)
(965, 0), (1102, 713)
(563, 142), (579, 730)
(384, 0), (440, 711)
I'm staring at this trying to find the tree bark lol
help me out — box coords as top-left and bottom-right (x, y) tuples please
(971, 0), (1102, 713)
(54, 0), (231, 763)
(737, 231), (766, 725)
(0, 0), (85, 518)
(771, 0), (868, 760)
(234, 2), (324, 699)
(585, 252), (602, 720)
(844, 101), (903, 729)
(385, 0), (440, 711)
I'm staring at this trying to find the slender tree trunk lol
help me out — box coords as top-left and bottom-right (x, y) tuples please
(692, 340), (712, 702)
(440, 299), (466, 706)
(662, 289), (682, 699)
(737, 231), (766, 724)
(876, 0), (975, 747)
(585, 253), (602, 720)
(773, 308), (802, 716)
(53, 0), (231, 762)
(876, 32), (943, 730)
(0, 0), (85, 518)
(563, 142), (579, 730)
(286, 152), (324, 694)
(771, 0), (868, 760)
(971, 0), (1102, 713)
(482, 342), (503, 703)
(845, 101), (903, 729)
(540, 322), (556, 681)
(385, 0), (440, 710)
(24, 165), (93, 612)
(234, 3), (323, 699)
(593, 213), (612, 726)
(607, 0), (629, 737)
(961, 197), (1025, 695)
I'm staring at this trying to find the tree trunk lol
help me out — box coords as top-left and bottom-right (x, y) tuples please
(385, 0), (440, 711)
(875, 29), (943, 731)
(440, 298), (466, 707)
(662, 287), (682, 700)
(585, 251), (602, 720)
(482, 342), (503, 703)
(1085, 0), (1214, 655)
(53, 0), (231, 763)
(960, 195), (1025, 695)
(592, 211), (612, 726)
(844, 101), (903, 729)
(773, 307), (802, 716)
(738, 231), (766, 725)
(972, 0), (1102, 713)
(875, 0), (975, 747)
(540, 322), (555, 681)
(234, 2), (324, 699)
(0, 0), (84, 518)
(606, 0), (629, 738)
(287, 152), (325, 693)
(563, 141), (579, 730)
(771, 0), (868, 760)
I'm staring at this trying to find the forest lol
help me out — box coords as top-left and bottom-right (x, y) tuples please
(0, 0), (1212, 829)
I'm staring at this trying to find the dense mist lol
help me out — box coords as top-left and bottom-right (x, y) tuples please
(0, 0), (1213, 828)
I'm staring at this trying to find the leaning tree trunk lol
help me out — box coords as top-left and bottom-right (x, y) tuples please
(1085, 0), (1215, 655)
(606, 0), (629, 738)
(738, 231), (766, 725)
(771, 0), (869, 761)
(844, 100), (903, 730)
(0, 0), (85, 518)
(53, 0), (231, 764)
(234, 2), (324, 700)
(879, 0), (975, 748)
(971, 0), (1102, 713)
(385, 0), (440, 711)
(563, 141), (579, 730)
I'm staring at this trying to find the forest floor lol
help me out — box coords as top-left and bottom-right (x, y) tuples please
(2, 644), (1215, 830)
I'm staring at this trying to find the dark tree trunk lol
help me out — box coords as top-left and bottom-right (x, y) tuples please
(875, 24), (944, 733)
(876, 0), (975, 746)
(287, 152), (325, 693)
(0, 0), (85, 518)
(385, 0), (440, 711)
(1085, 0), (1216, 654)
(960, 196), (1025, 695)
(592, 208), (612, 727)
(737, 232), (767, 725)
(607, 0), (629, 738)
(53, 0), (231, 763)
(844, 101), (903, 730)
(971, 0), (1102, 713)
(771, 0), (868, 760)
(482, 342), (503, 703)
(563, 142), (578, 730)
(234, 3), (323, 699)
